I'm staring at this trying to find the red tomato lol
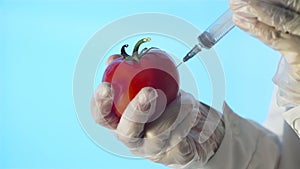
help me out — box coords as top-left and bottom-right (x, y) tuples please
(102, 38), (179, 117)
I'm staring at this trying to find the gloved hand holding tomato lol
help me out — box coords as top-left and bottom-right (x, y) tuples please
(90, 38), (225, 167)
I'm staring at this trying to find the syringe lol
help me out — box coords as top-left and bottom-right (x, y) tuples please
(177, 9), (235, 68)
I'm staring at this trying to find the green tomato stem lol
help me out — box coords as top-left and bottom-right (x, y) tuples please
(121, 44), (130, 58)
(139, 47), (158, 57)
(132, 37), (151, 57)
(120, 37), (154, 62)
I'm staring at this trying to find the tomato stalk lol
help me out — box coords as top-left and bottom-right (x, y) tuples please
(120, 37), (157, 62)
(121, 44), (130, 58)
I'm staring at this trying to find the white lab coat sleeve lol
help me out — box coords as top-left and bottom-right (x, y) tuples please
(264, 87), (300, 169)
(264, 86), (300, 138)
(203, 102), (281, 169)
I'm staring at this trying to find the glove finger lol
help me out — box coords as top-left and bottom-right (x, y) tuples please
(233, 15), (300, 62)
(230, 0), (257, 19)
(229, 0), (260, 31)
(249, 0), (300, 36)
(90, 82), (119, 129)
(268, 0), (300, 13)
(116, 87), (158, 149)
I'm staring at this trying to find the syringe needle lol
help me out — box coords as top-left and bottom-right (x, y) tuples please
(183, 45), (202, 62)
(177, 45), (201, 68)
(176, 61), (183, 68)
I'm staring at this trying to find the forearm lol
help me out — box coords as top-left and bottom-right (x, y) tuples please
(146, 101), (225, 169)
(204, 103), (281, 169)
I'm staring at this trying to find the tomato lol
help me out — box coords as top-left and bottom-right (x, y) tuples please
(102, 38), (179, 117)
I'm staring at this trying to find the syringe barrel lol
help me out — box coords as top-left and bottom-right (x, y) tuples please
(198, 9), (235, 49)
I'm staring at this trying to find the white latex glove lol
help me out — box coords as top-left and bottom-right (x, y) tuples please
(229, 0), (300, 108)
(91, 82), (225, 168)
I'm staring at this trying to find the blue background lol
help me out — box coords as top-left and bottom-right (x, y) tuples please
(1, 0), (280, 168)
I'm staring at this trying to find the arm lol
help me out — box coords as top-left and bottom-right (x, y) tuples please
(91, 84), (281, 169)
(229, 0), (300, 137)
(230, 0), (300, 168)
(204, 103), (280, 169)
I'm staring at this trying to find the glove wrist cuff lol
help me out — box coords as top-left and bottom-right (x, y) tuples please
(273, 56), (300, 107)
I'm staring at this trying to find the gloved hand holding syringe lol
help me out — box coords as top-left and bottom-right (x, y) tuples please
(177, 8), (235, 68)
